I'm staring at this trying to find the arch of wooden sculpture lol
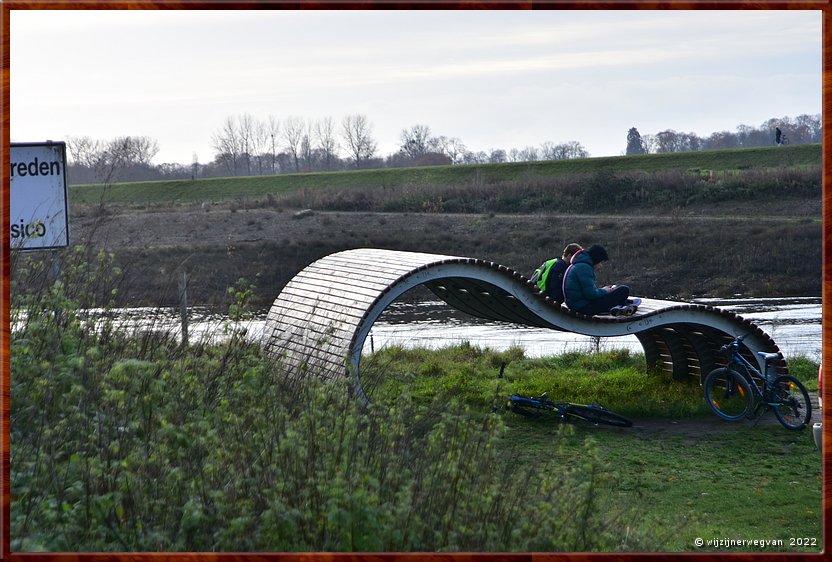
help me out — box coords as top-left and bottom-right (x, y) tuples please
(263, 248), (787, 403)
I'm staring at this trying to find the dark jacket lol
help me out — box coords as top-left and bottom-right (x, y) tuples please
(562, 250), (607, 311)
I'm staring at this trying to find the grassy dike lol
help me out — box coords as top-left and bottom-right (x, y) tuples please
(70, 144), (820, 208)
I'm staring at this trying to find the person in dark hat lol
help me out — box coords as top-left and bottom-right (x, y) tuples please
(562, 244), (634, 316)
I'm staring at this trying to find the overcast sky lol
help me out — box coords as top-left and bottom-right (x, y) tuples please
(10, 9), (822, 165)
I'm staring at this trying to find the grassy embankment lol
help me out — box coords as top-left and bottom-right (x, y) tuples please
(11, 248), (822, 553)
(70, 144), (820, 213)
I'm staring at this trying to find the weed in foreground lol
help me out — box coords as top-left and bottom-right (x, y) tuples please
(10, 253), (660, 552)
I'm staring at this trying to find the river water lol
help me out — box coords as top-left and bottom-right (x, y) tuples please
(86, 296), (823, 361)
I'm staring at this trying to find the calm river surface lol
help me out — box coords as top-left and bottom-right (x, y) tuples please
(94, 296), (822, 361)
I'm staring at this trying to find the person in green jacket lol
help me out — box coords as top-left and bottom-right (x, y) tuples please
(531, 243), (582, 304)
(562, 244), (632, 315)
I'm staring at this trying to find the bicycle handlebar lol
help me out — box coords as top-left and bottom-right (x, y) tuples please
(720, 333), (750, 353)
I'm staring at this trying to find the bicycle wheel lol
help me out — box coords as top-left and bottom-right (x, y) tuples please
(704, 367), (753, 421)
(771, 375), (811, 430)
(564, 404), (633, 427)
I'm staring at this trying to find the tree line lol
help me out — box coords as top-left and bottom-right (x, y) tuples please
(625, 114), (821, 155)
(64, 112), (820, 185)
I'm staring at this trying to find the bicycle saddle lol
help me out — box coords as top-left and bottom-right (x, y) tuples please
(757, 351), (780, 362)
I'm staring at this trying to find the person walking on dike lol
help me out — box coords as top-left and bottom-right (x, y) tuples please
(531, 243), (583, 304)
(562, 244), (635, 316)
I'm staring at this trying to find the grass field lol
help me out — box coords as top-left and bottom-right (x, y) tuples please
(364, 343), (823, 553)
(69, 144), (821, 208)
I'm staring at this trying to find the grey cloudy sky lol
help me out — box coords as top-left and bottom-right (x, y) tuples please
(10, 9), (822, 165)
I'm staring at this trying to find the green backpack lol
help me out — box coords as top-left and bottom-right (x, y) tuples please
(530, 258), (559, 292)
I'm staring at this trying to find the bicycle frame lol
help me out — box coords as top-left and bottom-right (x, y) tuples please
(510, 395), (571, 415)
(724, 342), (781, 414)
(509, 395), (593, 422)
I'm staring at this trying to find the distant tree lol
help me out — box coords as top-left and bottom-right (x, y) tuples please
(282, 116), (305, 173)
(300, 119), (316, 172)
(461, 150), (488, 165)
(250, 118), (271, 175)
(238, 113), (256, 175)
(792, 113), (821, 144)
(655, 130), (680, 153)
(563, 141), (590, 159)
(544, 141), (590, 160)
(399, 124), (432, 159)
(539, 141), (557, 160)
(211, 117), (243, 175)
(341, 114), (377, 169)
(704, 131), (739, 150)
(266, 115), (280, 174)
(315, 117), (339, 171)
(488, 148), (507, 164)
(119, 136), (159, 165)
(626, 127), (647, 155)
(442, 137), (467, 165)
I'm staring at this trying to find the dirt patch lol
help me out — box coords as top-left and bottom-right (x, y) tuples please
(626, 392), (821, 441)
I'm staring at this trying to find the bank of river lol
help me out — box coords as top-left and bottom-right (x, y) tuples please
(66, 208), (822, 308)
(84, 296), (822, 361)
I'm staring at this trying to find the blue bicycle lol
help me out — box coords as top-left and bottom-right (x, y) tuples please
(703, 334), (811, 430)
(508, 393), (633, 427)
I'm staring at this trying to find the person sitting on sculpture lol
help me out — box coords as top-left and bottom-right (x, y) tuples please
(562, 244), (635, 316)
(531, 242), (583, 305)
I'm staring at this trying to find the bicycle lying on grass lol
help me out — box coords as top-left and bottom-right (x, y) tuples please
(703, 334), (811, 430)
(499, 362), (633, 428)
(508, 392), (634, 428)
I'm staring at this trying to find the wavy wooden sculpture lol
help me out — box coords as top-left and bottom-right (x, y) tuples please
(263, 249), (786, 403)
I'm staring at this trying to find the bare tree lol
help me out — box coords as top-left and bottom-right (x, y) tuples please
(519, 146), (539, 161)
(399, 124), (432, 159)
(249, 119), (271, 175)
(539, 141), (557, 160)
(237, 113), (257, 175)
(440, 137), (466, 165)
(124, 136), (159, 165)
(211, 116), (243, 175)
(282, 116), (305, 173)
(66, 136), (103, 167)
(301, 119), (315, 172)
(315, 116), (338, 171)
(267, 116), (280, 174)
(341, 114), (377, 169)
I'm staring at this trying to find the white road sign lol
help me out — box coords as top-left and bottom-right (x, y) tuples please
(10, 142), (69, 250)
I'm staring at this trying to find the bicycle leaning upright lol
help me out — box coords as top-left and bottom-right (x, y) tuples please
(703, 334), (811, 430)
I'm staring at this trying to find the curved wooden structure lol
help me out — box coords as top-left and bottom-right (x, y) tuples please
(263, 248), (787, 402)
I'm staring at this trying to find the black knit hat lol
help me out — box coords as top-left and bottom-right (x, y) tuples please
(587, 244), (609, 264)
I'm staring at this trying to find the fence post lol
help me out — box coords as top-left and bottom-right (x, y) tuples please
(179, 271), (189, 346)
